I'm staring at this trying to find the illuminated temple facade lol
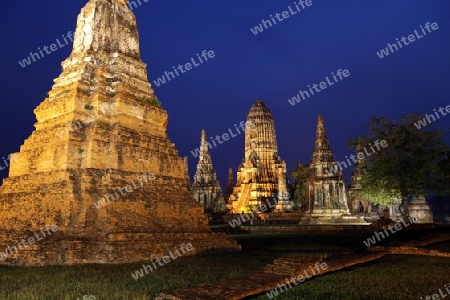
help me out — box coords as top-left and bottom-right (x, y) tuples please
(229, 100), (293, 213)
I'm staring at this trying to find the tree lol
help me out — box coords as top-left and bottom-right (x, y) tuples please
(290, 160), (310, 210)
(349, 114), (450, 217)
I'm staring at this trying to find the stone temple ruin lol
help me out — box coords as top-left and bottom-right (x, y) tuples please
(0, 0), (437, 269)
(0, 0), (239, 265)
(300, 115), (371, 224)
(191, 130), (227, 214)
(347, 147), (432, 223)
(304, 115), (350, 215)
(229, 100), (293, 213)
(347, 154), (380, 220)
(222, 104), (369, 224)
(409, 196), (434, 224)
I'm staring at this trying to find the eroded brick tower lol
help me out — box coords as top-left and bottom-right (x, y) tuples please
(230, 100), (293, 213)
(0, 0), (239, 265)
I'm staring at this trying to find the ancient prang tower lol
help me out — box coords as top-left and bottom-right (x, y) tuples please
(0, 0), (239, 265)
(191, 130), (226, 214)
(305, 115), (349, 215)
(230, 100), (293, 213)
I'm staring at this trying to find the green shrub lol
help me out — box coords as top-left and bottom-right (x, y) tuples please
(137, 95), (160, 107)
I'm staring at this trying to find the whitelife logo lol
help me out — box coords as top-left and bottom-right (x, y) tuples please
(190, 121), (255, 158)
(18, 0), (149, 69)
(228, 198), (278, 228)
(420, 283), (450, 300)
(326, 140), (388, 174)
(414, 105), (450, 130)
(0, 154), (19, 172)
(131, 243), (194, 280)
(363, 215), (420, 247)
(250, 0), (313, 35)
(0, 225), (58, 261)
(288, 69), (350, 107)
(266, 261), (329, 298)
(18, 32), (74, 68)
(152, 50), (216, 87)
(93, 173), (155, 209)
(376, 22), (439, 59)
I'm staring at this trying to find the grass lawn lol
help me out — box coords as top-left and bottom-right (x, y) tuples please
(252, 255), (450, 300)
(0, 232), (448, 299)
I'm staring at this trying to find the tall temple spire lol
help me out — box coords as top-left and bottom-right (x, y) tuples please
(310, 115), (337, 176)
(230, 100), (293, 213)
(244, 100), (278, 162)
(305, 115), (349, 214)
(71, 0), (139, 58)
(199, 129), (209, 156)
(50, 0), (155, 114)
(192, 130), (226, 214)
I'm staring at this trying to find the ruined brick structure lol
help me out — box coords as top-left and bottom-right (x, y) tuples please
(347, 152), (403, 222)
(409, 196), (434, 224)
(0, 0), (239, 266)
(229, 100), (293, 213)
(305, 115), (349, 215)
(347, 152), (370, 213)
(191, 130), (226, 214)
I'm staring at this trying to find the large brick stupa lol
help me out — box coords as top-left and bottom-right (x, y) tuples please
(0, 0), (239, 265)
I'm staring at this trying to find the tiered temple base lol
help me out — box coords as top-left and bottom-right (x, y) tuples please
(0, 233), (239, 266)
(0, 169), (240, 266)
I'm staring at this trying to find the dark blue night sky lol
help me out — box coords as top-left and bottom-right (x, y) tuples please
(1, 0), (449, 188)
